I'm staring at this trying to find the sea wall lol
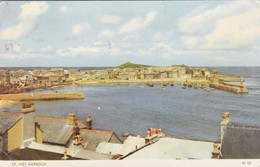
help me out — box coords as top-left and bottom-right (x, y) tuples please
(210, 83), (248, 94)
(0, 92), (84, 101)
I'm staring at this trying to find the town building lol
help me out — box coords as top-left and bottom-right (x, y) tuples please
(0, 103), (122, 160)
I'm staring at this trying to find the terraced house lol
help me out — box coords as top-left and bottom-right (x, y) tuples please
(0, 103), (122, 160)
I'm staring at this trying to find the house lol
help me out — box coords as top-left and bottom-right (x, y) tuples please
(49, 68), (65, 76)
(0, 103), (122, 160)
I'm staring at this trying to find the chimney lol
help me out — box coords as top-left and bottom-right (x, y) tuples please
(86, 114), (92, 129)
(67, 113), (75, 125)
(122, 133), (130, 142)
(21, 102), (36, 145)
(211, 143), (220, 159)
(220, 112), (231, 143)
(61, 149), (68, 160)
(73, 122), (81, 145)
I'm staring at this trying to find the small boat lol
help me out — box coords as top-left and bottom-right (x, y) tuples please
(163, 83), (167, 86)
(188, 84), (192, 88)
(170, 83), (174, 86)
(194, 85), (198, 89)
(147, 82), (154, 87)
(158, 87), (166, 90)
(182, 86), (186, 89)
(183, 83), (187, 86)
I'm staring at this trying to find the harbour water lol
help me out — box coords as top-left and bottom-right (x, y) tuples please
(1, 67), (260, 142)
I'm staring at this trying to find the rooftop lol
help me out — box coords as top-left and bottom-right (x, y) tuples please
(80, 129), (122, 152)
(28, 142), (114, 160)
(34, 116), (86, 145)
(0, 112), (21, 135)
(96, 136), (145, 156)
(124, 137), (214, 160)
(220, 124), (260, 159)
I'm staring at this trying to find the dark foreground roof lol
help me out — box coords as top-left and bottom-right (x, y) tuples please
(221, 124), (260, 159)
(34, 116), (86, 145)
(80, 129), (122, 152)
(0, 113), (21, 135)
(8, 148), (79, 160)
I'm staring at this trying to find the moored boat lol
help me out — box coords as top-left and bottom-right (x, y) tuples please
(147, 82), (154, 87)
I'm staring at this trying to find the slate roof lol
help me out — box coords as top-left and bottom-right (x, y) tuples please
(73, 149), (115, 160)
(34, 116), (86, 145)
(0, 112), (21, 135)
(124, 137), (214, 160)
(27, 141), (114, 160)
(8, 148), (79, 160)
(96, 136), (145, 156)
(220, 123), (260, 159)
(80, 129), (120, 152)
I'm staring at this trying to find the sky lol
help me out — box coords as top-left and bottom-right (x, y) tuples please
(0, 1), (260, 67)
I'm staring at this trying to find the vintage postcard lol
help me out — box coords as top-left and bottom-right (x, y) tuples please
(0, 0), (260, 166)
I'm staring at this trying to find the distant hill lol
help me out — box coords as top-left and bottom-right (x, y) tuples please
(117, 62), (153, 68)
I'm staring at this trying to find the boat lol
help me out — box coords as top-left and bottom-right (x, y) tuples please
(170, 83), (174, 86)
(182, 86), (186, 89)
(158, 87), (166, 90)
(183, 83), (187, 86)
(194, 85), (198, 89)
(147, 82), (154, 87)
(188, 84), (192, 88)
(163, 83), (167, 86)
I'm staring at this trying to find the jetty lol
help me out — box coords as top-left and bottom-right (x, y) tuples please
(209, 81), (248, 94)
(0, 92), (84, 101)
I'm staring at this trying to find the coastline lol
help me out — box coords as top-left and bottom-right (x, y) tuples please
(75, 79), (211, 85)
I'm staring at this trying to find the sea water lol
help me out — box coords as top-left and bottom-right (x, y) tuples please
(1, 67), (260, 142)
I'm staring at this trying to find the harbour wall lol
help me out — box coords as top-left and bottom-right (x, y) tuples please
(209, 83), (248, 94)
(0, 92), (84, 101)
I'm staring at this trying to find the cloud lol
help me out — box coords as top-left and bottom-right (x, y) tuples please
(98, 30), (114, 38)
(99, 15), (121, 24)
(59, 6), (67, 12)
(0, 48), (42, 60)
(119, 11), (157, 33)
(72, 23), (89, 35)
(56, 46), (102, 57)
(13, 45), (21, 52)
(94, 41), (106, 45)
(56, 44), (122, 57)
(40, 46), (53, 52)
(0, 1), (49, 40)
(122, 35), (139, 41)
(178, 1), (260, 50)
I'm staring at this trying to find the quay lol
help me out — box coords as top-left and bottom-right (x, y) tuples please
(209, 82), (248, 94)
(0, 92), (84, 101)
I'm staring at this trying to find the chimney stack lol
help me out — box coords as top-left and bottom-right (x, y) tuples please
(211, 143), (220, 159)
(67, 113), (75, 125)
(122, 133), (130, 142)
(220, 112), (231, 143)
(86, 115), (92, 129)
(73, 122), (81, 145)
(61, 149), (68, 160)
(21, 102), (36, 145)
